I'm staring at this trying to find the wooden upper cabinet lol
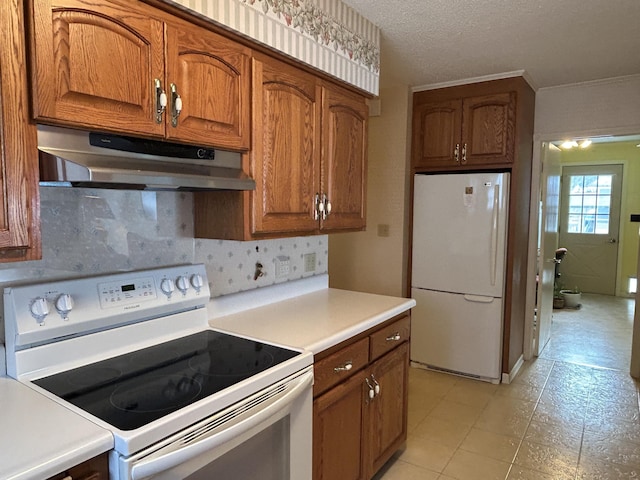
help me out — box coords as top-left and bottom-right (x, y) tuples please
(29, 0), (251, 150)
(462, 92), (515, 166)
(0, 0), (40, 261)
(251, 56), (321, 235)
(412, 84), (517, 171)
(321, 84), (368, 231)
(30, 0), (165, 137)
(164, 23), (250, 149)
(412, 99), (462, 169)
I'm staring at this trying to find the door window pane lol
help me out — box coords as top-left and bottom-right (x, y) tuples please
(566, 174), (611, 234)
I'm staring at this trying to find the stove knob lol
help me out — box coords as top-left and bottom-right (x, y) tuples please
(160, 278), (175, 297)
(30, 297), (49, 323)
(190, 273), (204, 292)
(55, 293), (74, 318)
(176, 275), (190, 294)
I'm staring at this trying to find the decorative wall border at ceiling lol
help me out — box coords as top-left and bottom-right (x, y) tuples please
(166, 0), (380, 95)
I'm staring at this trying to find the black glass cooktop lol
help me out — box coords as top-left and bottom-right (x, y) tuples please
(34, 331), (299, 431)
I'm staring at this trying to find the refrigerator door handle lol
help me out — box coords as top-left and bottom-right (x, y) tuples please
(463, 294), (495, 303)
(490, 184), (500, 287)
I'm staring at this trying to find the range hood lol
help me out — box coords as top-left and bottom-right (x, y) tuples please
(37, 125), (255, 191)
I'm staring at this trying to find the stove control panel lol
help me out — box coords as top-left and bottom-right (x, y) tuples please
(98, 276), (157, 308)
(4, 264), (210, 352)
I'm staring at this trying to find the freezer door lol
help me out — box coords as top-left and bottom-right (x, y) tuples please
(411, 172), (509, 297)
(410, 288), (503, 381)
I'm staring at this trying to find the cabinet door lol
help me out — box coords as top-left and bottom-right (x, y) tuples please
(251, 57), (321, 235)
(365, 342), (409, 477)
(30, 0), (164, 136)
(0, 0), (40, 261)
(313, 372), (368, 480)
(321, 85), (368, 231)
(461, 92), (515, 166)
(412, 99), (462, 169)
(164, 23), (250, 150)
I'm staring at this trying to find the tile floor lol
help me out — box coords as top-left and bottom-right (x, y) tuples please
(374, 294), (639, 479)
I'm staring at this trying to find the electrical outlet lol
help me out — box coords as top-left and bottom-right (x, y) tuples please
(275, 255), (290, 278)
(304, 252), (316, 272)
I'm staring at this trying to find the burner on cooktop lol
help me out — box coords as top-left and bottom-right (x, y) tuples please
(111, 374), (202, 413)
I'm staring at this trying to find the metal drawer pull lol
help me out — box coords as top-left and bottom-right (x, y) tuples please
(365, 377), (375, 399)
(334, 361), (353, 373)
(371, 374), (380, 395)
(386, 332), (401, 342)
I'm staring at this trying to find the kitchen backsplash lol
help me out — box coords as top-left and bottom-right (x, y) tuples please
(0, 187), (328, 297)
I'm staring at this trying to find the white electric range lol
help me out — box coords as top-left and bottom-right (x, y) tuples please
(4, 264), (313, 479)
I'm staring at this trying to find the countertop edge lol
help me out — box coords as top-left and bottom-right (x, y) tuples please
(305, 299), (416, 353)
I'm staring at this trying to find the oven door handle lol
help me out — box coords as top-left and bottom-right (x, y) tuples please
(129, 369), (313, 480)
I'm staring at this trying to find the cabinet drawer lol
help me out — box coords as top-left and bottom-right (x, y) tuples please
(369, 316), (410, 361)
(314, 337), (369, 397)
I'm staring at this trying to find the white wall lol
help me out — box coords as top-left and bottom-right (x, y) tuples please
(328, 85), (412, 297)
(534, 74), (640, 138)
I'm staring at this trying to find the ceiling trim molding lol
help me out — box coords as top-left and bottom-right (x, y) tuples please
(537, 73), (640, 92)
(412, 70), (537, 92)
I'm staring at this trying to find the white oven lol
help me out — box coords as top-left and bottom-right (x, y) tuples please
(3, 264), (313, 480)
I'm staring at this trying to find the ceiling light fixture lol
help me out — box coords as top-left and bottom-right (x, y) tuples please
(559, 139), (591, 150)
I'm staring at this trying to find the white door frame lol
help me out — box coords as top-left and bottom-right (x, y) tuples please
(524, 126), (640, 364)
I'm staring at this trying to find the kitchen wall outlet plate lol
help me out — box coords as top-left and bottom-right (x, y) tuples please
(275, 255), (291, 278)
(304, 252), (316, 272)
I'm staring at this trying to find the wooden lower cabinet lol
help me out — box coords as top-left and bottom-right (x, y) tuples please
(46, 452), (109, 480)
(313, 316), (410, 480)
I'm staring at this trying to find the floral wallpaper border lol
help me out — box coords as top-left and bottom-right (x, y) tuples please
(241, 0), (379, 72)
(168, 0), (380, 95)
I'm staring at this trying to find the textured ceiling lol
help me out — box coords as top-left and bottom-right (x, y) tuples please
(341, 0), (640, 89)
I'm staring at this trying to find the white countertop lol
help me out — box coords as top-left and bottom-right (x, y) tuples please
(210, 279), (416, 353)
(0, 377), (113, 480)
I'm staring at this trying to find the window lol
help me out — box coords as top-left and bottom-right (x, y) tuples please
(567, 174), (612, 234)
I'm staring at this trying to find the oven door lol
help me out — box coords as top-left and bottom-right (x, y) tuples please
(114, 367), (313, 480)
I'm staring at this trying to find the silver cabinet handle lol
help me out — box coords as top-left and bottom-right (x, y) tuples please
(461, 143), (467, 164)
(334, 361), (353, 373)
(371, 374), (380, 395)
(154, 78), (167, 124)
(365, 377), (375, 400)
(454, 143), (460, 164)
(170, 83), (182, 127)
(314, 193), (320, 220)
(386, 333), (401, 342)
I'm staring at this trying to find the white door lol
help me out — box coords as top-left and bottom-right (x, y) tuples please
(412, 172), (509, 297)
(558, 164), (623, 295)
(535, 143), (561, 356)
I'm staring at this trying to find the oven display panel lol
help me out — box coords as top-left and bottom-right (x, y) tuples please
(98, 276), (157, 308)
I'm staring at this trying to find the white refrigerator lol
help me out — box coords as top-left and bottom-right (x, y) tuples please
(411, 172), (509, 382)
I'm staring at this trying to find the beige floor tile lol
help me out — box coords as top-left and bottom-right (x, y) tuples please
(582, 430), (640, 468)
(494, 382), (542, 403)
(506, 465), (575, 480)
(584, 415), (640, 446)
(588, 383), (639, 407)
(586, 397), (640, 424)
(441, 449), (511, 480)
(396, 434), (457, 473)
(442, 379), (498, 409)
(407, 392), (441, 433)
(458, 427), (519, 463)
(429, 399), (485, 427)
(412, 415), (472, 448)
(513, 440), (579, 477)
(524, 419), (582, 452)
(474, 407), (530, 439)
(577, 456), (640, 479)
(531, 400), (586, 429)
(481, 395), (537, 420)
(372, 458), (440, 480)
